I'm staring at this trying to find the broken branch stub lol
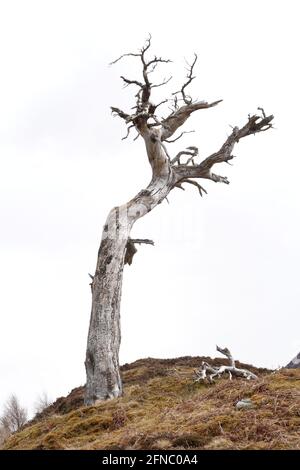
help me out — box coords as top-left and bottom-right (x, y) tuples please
(124, 238), (154, 266)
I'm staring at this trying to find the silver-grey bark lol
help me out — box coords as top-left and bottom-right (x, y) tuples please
(84, 36), (273, 405)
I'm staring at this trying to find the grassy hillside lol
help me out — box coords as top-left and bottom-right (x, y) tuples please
(3, 357), (300, 450)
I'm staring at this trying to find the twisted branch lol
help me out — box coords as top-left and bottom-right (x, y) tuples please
(110, 37), (273, 204)
(175, 179), (207, 197)
(165, 130), (195, 144)
(110, 34), (173, 129)
(194, 346), (258, 383)
(161, 100), (223, 141)
(173, 109), (274, 185)
(172, 53), (198, 105)
(110, 36), (221, 141)
(171, 145), (199, 165)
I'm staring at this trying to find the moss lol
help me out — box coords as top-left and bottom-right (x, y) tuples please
(38, 432), (65, 450)
(62, 415), (113, 438)
(3, 360), (300, 451)
(172, 433), (209, 448)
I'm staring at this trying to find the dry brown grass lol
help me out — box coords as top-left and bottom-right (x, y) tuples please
(2, 358), (300, 450)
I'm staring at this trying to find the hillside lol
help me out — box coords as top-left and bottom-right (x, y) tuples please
(3, 357), (300, 450)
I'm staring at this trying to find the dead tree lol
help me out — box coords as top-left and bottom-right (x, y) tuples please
(194, 346), (258, 383)
(84, 36), (273, 405)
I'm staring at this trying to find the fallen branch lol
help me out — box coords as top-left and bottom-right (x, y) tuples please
(194, 346), (258, 383)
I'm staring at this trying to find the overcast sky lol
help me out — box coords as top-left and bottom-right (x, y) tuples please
(1, 0), (300, 416)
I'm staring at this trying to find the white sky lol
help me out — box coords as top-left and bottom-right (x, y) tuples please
(0, 0), (300, 416)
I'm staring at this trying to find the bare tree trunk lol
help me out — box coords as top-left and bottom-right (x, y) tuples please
(85, 129), (173, 404)
(84, 214), (128, 403)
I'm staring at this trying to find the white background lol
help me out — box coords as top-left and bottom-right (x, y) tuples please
(0, 0), (299, 416)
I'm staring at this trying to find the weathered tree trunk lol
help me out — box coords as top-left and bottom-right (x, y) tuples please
(84, 211), (128, 403)
(85, 129), (173, 404)
(84, 37), (273, 405)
